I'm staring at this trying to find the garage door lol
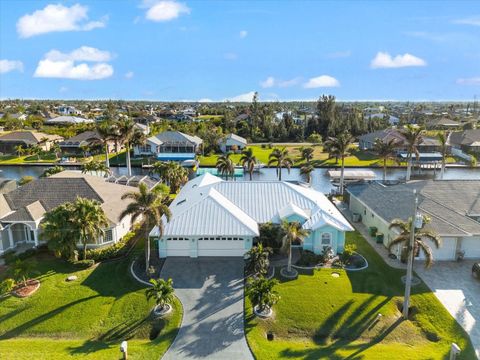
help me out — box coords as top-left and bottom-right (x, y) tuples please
(462, 237), (480, 259)
(166, 237), (190, 257)
(418, 237), (456, 261)
(197, 236), (246, 257)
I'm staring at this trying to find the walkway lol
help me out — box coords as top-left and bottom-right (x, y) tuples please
(160, 257), (253, 360)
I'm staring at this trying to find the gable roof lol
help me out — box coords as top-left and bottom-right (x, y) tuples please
(449, 129), (480, 147)
(147, 131), (203, 147)
(0, 131), (62, 144)
(45, 116), (94, 124)
(224, 133), (247, 144)
(60, 131), (102, 146)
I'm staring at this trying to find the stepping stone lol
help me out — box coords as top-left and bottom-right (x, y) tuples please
(66, 275), (78, 282)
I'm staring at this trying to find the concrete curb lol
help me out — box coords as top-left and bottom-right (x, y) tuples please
(129, 260), (152, 287)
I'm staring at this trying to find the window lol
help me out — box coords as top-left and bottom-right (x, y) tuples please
(321, 233), (331, 246)
(102, 229), (113, 243)
(138, 145), (150, 153)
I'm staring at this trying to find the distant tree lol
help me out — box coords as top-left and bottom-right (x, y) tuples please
(306, 132), (322, 145)
(240, 147), (257, 181)
(268, 148), (293, 181)
(324, 133), (354, 195)
(116, 118), (136, 176)
(96, 120), (117, 168)
(41, 165), (64, 178)
(151, 161), (188, 193)
(14, 145), (25, 157)
(437, 132), (448, 179)
(373, 138), (399, 181)
(300, 164), (314, 184)
(299, 146), (314, 164)
(216, 153), (235, 180)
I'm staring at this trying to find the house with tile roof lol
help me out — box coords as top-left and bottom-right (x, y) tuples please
(59, 130), (115, 155)
(0, 171), (137, 254)
(0, 131), (63, 154)
(149, 173), (353, 258)
(346, 180), (480, 261)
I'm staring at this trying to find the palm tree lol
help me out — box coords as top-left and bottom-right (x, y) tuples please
(324, 133), (354, 195)
(373, 138), (399, 182)
(216, 153), (235, 180)
(245, 243), (272, 277)
(14, 145), (25, 157)
(240, 147), (257, 181)
(41, 165), (64, 178)
(96, 120), (117, 168)
(281, 220), (309, 274)
(400, 125), (424, 181)
(70, 197), (109, 260)
(82, 160), (111, 177)
(29, 144), (42, 160)
(152, 161), (188, 193)
(300, 164), (314, 184)
(119, 183), (172, 274)
(437, 131), (448, 179)
(388, 216), (441, 268)
(50, 143), (61, 160)
(145, 278), (175, 312)
(299, 146), (314, 164)
(41, 203), (78, 261)
(116, 118), (136, 176)
(246, 277), (280, 314)
(268, 148), (293, 181)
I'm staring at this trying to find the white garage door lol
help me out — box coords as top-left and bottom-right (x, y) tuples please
(198, 236), (246, 257)
(462, 237), (480, 259)
(417, 237), (456, 261)
(166, 237), (190, 257)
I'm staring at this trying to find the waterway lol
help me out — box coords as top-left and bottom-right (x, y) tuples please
(1, 165), (478, 194)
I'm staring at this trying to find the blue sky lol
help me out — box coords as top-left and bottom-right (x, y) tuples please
(0, 0), (479, 101)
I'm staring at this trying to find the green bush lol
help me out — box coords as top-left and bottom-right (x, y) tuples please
(256, 223), (284, 253)
(17, 248), (37, 261)
(2, 250), (17, 265)
(86, 230), (136, 262)
(340, 244), (357, 263)
(71, 259), (95, 269)
(0, 278), (16, 295)
(297, 250), (323, 267)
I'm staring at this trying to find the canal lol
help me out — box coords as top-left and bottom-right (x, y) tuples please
(1, 165), (478, 194)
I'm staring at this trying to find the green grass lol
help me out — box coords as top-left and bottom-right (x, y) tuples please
(0, 153), (60, 164)
(199, 145), (397, 168)
(245, 231), (475, 360)
(0, 253), (182, 359)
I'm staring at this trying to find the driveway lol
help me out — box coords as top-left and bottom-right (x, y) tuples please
(416, 260), (480, 359)
(160, 257), (254, 360)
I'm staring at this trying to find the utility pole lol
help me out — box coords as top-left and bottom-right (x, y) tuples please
(403, 189), (419, 320)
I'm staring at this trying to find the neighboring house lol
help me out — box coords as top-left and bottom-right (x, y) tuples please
(57, 105), (82, 116)
(449, 129), (480, 154)
(133, 130), (203, 161)
(150, 173), (353, 258)
(45, 116), (94, 125)
(219, 133), (247, 153)
(0, 131), (63, 154)
(0, 113), (27, 121)
(426, 118), (461, 130)
(0, 171), (136, 254)
(346, 180), (480, 261)
(366, 113), (400, 125)
(358, 129), (444, 153)
(59, 130), (114, 155)
(0, 179), (17, 194)
(134, 122), (150, 135)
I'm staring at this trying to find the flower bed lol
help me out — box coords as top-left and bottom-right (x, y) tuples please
(12, 279), (40, 298)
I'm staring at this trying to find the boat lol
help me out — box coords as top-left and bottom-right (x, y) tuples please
(327, 169), (376, 185)
(243, 161), (265, 172)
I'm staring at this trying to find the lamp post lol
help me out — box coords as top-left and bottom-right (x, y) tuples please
(403, 189), (421, 320)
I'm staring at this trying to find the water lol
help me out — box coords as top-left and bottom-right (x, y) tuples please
(1, 164), (478, 194)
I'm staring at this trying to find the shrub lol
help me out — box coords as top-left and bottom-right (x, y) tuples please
(297, 250), (323, 267)
(2, 250), (17, 265)
(320, 246), (335, 263)
(0, 278), (16, 295)
(86, 230), (136, 262)
(17, 248), (37, 261)
(256, 223), (284, 253)
(340, 244), (357, 263)
(332, 259), (345, 268)
(71, 259), (95, 269)
(19, 176), (35, 186)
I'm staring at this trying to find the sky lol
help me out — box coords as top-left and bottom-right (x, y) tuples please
(0, 0), (479, 102)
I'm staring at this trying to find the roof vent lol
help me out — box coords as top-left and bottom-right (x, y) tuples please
(177, 199), (186, 206)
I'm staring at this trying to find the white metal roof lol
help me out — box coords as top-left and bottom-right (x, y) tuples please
(151, 174), (353, 238)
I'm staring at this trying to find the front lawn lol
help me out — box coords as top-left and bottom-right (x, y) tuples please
(245, 231), (475, 359)
(0, 254), (182, 359)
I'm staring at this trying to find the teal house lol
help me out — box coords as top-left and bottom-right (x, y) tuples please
(150, 173), (353, 258)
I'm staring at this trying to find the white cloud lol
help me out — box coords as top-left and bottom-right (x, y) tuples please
(17, 4), (107, 38)
(34, 47), (113, 80)
(456, 77), (480, 85)
(224, 52), (238, 60)
(370, 52), (426, 69)
(142, 0), (190, 22)
(239, 30), (248, 38)
(225, 91), (256, 102)
(260, 76), (300, 88)
(303, 75), (340, 88)
(452, 16), (480, 26)
(125, 71), (134, 79)
(0, 59), (24, 74)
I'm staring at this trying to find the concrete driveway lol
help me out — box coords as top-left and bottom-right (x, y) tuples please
(160, 257), (253, 360)
(416, 260), (480, 359)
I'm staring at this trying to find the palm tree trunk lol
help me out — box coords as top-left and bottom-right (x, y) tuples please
(406, 156), (412, 181)
(383, 158), (387, 182)
(278, 166), (282, 181)
(126, 143), (132, 176)
(440, 153), (445, 179)
(287, 241), (292, 273)
(249, 168), (253, 181)
(145, 219), (150, 275)
(340, 157), (345, 195)
(82, 232), (87, 260)
(105, 143), (110, 168)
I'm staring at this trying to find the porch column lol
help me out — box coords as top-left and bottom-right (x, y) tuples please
(7, 225), (14, 249)
(33, 229), (39, 247)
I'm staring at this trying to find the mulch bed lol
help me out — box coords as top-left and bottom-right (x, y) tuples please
(132, 256), (166, 283)
(12, 279), (40, 298)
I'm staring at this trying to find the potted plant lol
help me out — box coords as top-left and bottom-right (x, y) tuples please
(245, 243), (272, 277)
(247, 276), (280, 318)
(145, 278), (174, 317)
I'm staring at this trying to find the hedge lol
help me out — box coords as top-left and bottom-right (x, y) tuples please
(86, 230), (137, 262)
